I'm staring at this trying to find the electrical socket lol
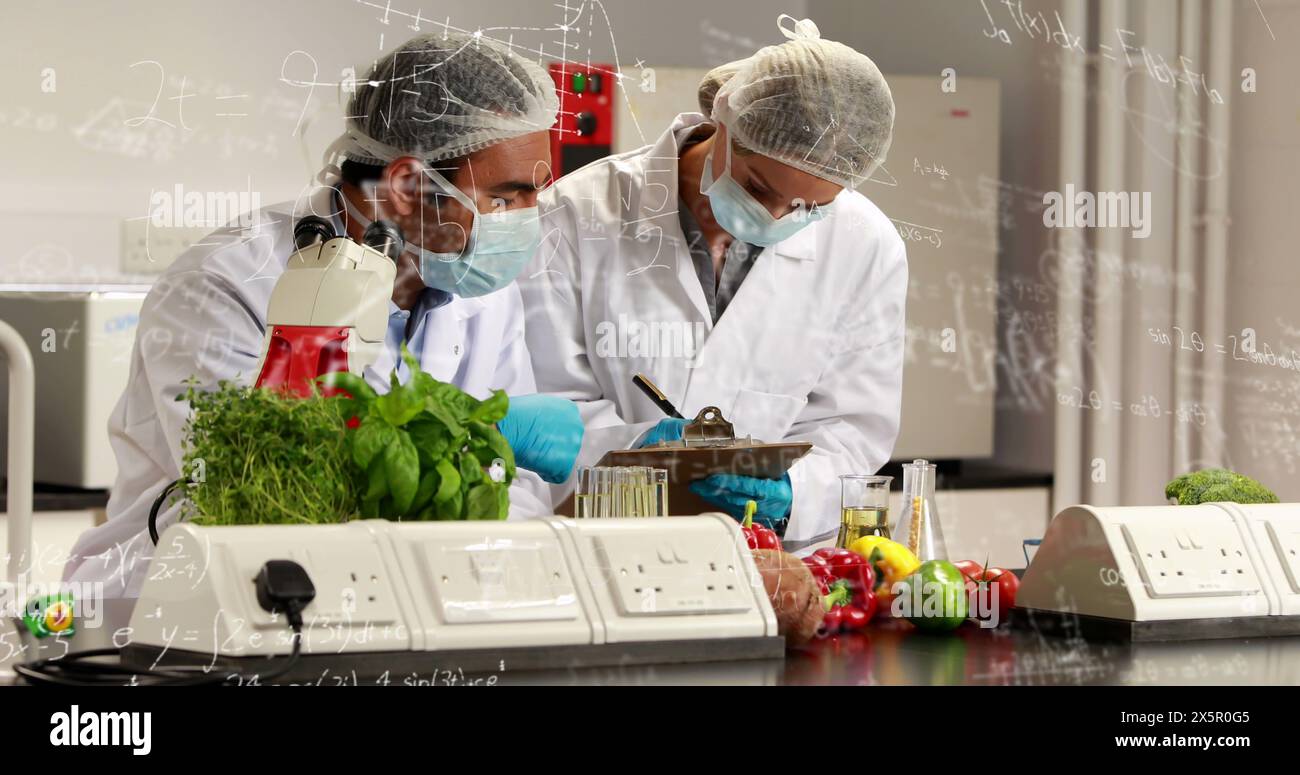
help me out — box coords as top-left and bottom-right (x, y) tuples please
(1263, 522), (1300, 593)
(421, 535), (581, 625)
(229, 542), (400, 629)
(119, 218), (211, 274)
(1222, 504), (1300, 616)
(596, 534), (753, 616)
(559, 516), (775, 643)
(302, 545), (401, 625)
(1122, 516), (1261, 598)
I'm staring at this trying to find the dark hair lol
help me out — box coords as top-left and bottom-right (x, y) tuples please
(339, 157), (467, 199)
(339, 158), (385, 188)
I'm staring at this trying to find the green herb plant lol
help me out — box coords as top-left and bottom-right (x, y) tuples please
(178, 345), (515, 526)
(322, 345), (515, 520)
(179, 381), (358, 526)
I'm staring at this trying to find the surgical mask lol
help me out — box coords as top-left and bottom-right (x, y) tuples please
(340, 167), (541, 298)
(699, 135), (832, 247)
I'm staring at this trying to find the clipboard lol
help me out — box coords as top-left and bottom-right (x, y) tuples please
(597, 441), (813, 482)
(559, 406), (813, 517)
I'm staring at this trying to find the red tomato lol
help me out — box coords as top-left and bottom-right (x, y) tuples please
(953, 560), (984, 583)
(972, 567), (1020, 621)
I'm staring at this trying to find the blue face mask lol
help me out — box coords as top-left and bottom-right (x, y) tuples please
(344, 169), (541, 298)
(699, 135), (832, 247)
(414, 167), (541, 298)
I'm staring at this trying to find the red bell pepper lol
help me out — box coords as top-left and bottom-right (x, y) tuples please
(812, 547), (875, 607)
(804, 550), (878, 637)
(740, 500), (781, 551)
(803, 553), (834, 590)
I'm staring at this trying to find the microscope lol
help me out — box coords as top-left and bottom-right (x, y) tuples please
(253, 214), (404, 397)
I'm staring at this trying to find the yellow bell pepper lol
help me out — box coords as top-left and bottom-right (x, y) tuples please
(847, 536), (921, 612)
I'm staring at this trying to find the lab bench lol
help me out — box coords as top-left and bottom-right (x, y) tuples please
(0, 481), (108, 513)
(4, 599), (1295, 686)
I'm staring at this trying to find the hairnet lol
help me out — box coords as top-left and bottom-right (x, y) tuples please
(327, 31), (558, 170)
(700, 15), (894, 189)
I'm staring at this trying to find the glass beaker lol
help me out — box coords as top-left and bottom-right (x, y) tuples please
(837, 475), (893, 548)
(894, 459), (947, 562)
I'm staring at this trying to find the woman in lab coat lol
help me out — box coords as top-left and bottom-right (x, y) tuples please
(520, 16), (906, 549)
(65, 32), (583, 597)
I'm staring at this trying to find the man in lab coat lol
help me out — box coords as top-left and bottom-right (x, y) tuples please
(65, 32), (584, 597)
(520, 16), (906, 549)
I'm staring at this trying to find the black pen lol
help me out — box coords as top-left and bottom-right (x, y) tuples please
(632, 373), (684, 419)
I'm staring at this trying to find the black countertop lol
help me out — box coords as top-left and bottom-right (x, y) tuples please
(877, 459), (1053, 491)
(4, 601), (1293, 686)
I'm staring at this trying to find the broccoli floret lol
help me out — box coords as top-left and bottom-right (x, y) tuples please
(1165, 468), (1233, 502)
(1165, 468), (1279, 505)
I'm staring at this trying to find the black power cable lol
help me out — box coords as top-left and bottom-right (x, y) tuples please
(15, 560), (315, 686)
(148, 478), (185, 545)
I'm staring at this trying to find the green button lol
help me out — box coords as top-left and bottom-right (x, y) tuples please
(571, 71), (586, 94)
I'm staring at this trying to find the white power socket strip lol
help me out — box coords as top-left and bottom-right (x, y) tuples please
(129, 516), (777, 658)
(1019, 502), (1300, 621)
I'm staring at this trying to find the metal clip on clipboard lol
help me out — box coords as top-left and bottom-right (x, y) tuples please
(647, 406), (755, 448)
(684, 406), (741, 447)
(630, 375), (753, 448)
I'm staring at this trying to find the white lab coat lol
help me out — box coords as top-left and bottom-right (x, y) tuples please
(519, 113), (907, 547)
(65, 187), (550, 598)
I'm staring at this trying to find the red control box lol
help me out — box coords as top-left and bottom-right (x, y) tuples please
(548, 62), (614, 179)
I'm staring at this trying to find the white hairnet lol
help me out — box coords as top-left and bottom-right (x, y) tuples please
(700, 15), (894, 189)
(326, 31), (558, 171)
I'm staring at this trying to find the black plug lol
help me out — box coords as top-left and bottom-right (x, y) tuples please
(254, 560), (316, 628)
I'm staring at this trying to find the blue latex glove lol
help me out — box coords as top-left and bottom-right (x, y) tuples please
(497, 395), (584, 484)
(636, 418), (687, 448)
(689, 474), (793, 528)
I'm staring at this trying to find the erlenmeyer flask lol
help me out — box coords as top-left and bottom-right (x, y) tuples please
(894, 459), (947, 561)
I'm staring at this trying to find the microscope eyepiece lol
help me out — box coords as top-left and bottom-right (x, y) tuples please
(363, 219), (405, 262)
(293, 215), (336, 250)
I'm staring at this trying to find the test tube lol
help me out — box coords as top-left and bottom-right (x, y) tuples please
(595, 467), (611, 519)
(633, 467), (648, 517)
(612, 468), (626, 518)
(579, 466), (672, 519)
(624, 468), (637, 518)
(574, 467), (592, 519)
(654, 468), (669, 517)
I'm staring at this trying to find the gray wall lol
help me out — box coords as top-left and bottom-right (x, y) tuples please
(0, 0), (805, 283)
(1226, 1), (1300, 498)
(809, 0), (1064, 473)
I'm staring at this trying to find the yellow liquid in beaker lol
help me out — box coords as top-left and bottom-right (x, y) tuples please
(837, 507), (890, 548)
